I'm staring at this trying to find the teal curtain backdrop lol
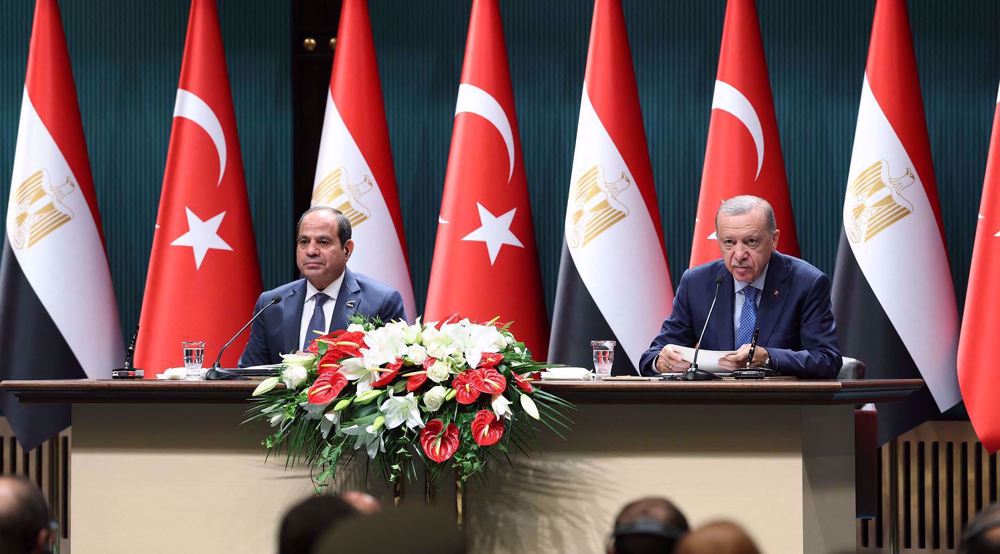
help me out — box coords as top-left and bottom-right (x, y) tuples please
(1, 0), (997, 339)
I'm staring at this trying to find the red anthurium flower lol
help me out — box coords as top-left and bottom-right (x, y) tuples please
(307, 372), (348, 405)
(420, 419), (460, 463)
(451, 371), (481, 405)
(371, 358), (404, 388)
(471, 368), (506, 395)
(470, 409), (505, 446)
(406, 372), (428, 392)
(423, 357), (437, 370)
(317, 350), (343, 375)
(477, 352), (504, 369)
(512, 372), (534, 393)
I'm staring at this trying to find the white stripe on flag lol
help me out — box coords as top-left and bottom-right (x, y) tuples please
(844, 76), (960, 411)
(6, 90), (123, 377)
(565, 89), (673, 368)
(312, 92), (416, 320)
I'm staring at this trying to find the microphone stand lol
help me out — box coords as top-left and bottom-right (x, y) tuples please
(680, 276), (724, 381)
(204, 297), (281, 380)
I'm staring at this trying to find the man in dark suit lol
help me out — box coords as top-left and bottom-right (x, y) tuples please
(640, 195), (840, 378)
(238, 207), (407, 367)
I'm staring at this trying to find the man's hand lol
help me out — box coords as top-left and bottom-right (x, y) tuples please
(655, 345), (689, 373)
(719, 345), (769, 370)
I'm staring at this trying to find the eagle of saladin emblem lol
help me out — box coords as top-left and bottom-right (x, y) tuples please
(311, 167), (374, 228)
(10, 169), (76, 250)
(567, 165), (631, 249)
(845, 160), (914, 244)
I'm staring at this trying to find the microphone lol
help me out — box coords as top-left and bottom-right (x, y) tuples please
(204, 296), (281, 380)
(679, 274), (725, 381)
(112, 325), (144, 379)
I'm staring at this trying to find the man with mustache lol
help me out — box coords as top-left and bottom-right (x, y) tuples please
(640, 195), (841, 378)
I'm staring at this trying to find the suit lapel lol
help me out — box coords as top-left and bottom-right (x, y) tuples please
(757, 252), (790, 345)
(282, 279), (307, 353)
(330, 268), (361, 331)
(708, 266), (736, 350)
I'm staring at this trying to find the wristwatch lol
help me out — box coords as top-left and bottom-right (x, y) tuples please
(762, 354), (772, 369)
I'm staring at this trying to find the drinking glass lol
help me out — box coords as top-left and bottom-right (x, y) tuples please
(182, 340), (206, 378)
(591, 340), (615, 378)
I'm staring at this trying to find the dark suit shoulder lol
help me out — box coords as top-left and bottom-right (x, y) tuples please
(351, 272), (402, 300)
(776, 251), (828, 282)
(679, 259), (728, 284)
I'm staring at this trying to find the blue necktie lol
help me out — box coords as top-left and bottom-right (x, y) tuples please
(303, 293), (329, 350)
(737, 286), (759, 348)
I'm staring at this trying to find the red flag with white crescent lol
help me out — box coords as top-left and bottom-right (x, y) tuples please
(959, 84), (1000, 452)
(424, 0), (548, 358)
(0, 0), (123, 448)
(135, 0), (262, 376)
(312, 0), (415, 320)
(691, 0), (798, 266)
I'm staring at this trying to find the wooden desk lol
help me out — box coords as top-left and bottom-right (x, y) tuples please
(1, 379), (922, 553)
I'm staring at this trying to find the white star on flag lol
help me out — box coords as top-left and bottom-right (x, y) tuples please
(170, 207), (233, 269)
(462, 202), (523, 265)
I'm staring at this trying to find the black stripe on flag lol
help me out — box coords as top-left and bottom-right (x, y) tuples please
(550, 244), (636, 375)
(0, 241), (85, 450)
(832, 232), (941, 444)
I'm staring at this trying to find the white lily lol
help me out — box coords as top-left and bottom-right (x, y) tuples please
(339, 357), (380, 394)
(319, 412), (340, 439)
(520, 394), (540, 420)
(341, 423), (384, 459)
(492, 393), (512, 419)
(379, 393), (424, 430)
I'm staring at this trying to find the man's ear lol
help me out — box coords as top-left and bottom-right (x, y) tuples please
(771, 228), (780, 251)
(36, 527), (54, 554)
(344, 239), (355, 258)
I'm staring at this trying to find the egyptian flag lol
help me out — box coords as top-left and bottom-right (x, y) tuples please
(958, 83), (1000, 452)
(134, 0), (262, 376)
(549, 0), (672, 374)
(424, 0), (548, 358)
(0, 0), (124, 449)
(832, 0), (960, 444)
(690, 0), (798, 267)
(311, 0), (415, 321)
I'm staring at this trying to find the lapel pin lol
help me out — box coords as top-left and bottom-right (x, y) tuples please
(772, 289), (780, 297)
(346, 300), (357, 309)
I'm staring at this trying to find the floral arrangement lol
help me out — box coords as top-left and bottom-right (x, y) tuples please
(247, 317), (572, 488)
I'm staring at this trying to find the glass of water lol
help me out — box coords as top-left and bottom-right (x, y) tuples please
(591, 340), (615, 379)
(182, 340), (206, 378)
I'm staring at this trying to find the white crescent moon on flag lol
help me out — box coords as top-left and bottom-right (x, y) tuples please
(712, 80), (764, 180)
(454, 83), (515, 182)
(173, 88), (227, 187)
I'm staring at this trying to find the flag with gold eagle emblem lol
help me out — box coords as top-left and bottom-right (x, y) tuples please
(311, 0), (415, 321)
(0, 0), (124, 449)
(832, 0), (960, 443)
(549, 0), (673, 375)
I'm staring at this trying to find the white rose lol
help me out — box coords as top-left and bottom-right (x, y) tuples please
(423, 386), (448, 412)
(347, 323), (365, 332)
(406, 344), (428, 365)
(402, 322), (422, 345)
(426, 360), (451, 383)
(280, 365), (308, 389)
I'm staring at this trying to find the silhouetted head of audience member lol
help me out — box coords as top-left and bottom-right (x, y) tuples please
(313, 505), (464, 554)
(675, 520), (760, 554)
(0, 476), (54, 554)
(278, 494), (365, 554)
(962, 503), (1000, 554)
(607, 496), (689, 554)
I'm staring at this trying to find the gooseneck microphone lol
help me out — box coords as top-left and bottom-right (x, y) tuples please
(681, 274), (725, 381)
(204, 296), (281, 380)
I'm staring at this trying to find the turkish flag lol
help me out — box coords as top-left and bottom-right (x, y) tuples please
(959, 84), (1000, 452)
(135, 0), (261, 376)
(690, 0), (798, 267)
(424, 0), (548, 358)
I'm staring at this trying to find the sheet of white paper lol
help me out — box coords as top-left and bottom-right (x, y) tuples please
(667, 344), (735, 372)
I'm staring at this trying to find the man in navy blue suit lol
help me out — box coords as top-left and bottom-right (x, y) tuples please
(640, 196), (841, 378)
(239, 207), (407, 367)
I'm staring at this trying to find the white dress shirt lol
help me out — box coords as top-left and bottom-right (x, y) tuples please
(299, 273), (345, 350)
(732, 264), (768, 347)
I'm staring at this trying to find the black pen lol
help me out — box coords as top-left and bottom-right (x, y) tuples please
(746, 328), (760, 368)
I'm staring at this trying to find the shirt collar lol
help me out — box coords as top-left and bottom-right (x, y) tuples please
(734, 264), (769, 294)
(305, 272), (345, 303)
